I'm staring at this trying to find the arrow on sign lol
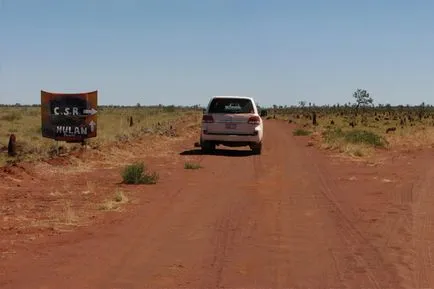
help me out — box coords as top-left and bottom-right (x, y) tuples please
(83, 108), (97, 115)
(89, 120), (96, 132)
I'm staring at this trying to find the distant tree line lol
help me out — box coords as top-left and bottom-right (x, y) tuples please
(266, 88), (432, 110)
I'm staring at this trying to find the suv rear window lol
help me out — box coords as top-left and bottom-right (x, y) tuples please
(208, 98), (254, 114)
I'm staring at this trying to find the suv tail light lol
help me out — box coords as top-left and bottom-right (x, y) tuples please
(248, 116), (261, 125)
(202, 115), (214, 123)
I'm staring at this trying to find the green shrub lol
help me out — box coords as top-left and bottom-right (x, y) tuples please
(121, 162), (159, 184)
(293, 128), (312, 136)
(163, 105), (176, 113)
(343, 130), (387, 147)
(184, 162), (201, 170)
(323, 128), (387, 148)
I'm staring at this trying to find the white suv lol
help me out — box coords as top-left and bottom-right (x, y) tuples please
(200, 96), (265, 154)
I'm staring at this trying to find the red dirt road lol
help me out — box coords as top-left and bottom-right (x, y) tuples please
(1, 120), (434, 288)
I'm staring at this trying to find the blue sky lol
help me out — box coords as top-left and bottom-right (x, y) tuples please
(1, 0), (433, 106)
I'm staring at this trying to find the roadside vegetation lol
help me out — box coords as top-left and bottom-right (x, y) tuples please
(121, 162), (159, 184)
(293, 128), (312, 136)
(323, 128), (387, 148)
(99, 190), (129, 211)
(270, 89), (434, 157)
(184, 162), (202, 170)
(0, 105), (202, 166)
(2, 91), (434, 164)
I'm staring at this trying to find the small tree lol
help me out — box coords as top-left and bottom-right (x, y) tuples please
(419, 102), (426, 121)
(353, 89), (373, 112)
(351, 88), (373, 126)
(298, 101), (306, 108)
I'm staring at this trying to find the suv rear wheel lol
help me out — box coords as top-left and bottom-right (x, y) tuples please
(201, 140), (216, 154)
(250, 142), (262, 155)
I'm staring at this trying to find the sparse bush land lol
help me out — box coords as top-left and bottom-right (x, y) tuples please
(2, 92), (434, 163)
(0, 105), (202, 166)
(267, 89), (434, 156)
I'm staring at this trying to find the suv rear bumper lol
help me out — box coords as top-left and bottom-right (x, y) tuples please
(201, 132), (261, 145)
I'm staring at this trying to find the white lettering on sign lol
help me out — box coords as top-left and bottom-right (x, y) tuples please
(83, 108), (97, 115)
(89, 120), (96, 132)
(56, 126), (88, 136)
(53, 107), (81, 116)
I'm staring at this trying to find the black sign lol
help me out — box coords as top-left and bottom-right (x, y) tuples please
(41, 90), (98, 142)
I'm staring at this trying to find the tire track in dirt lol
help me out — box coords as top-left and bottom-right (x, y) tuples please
(375, 177), (418, 289)
(202, 190), (252, 288)
(188, 154), (262, 289)
(336, 155), (422, 289)
(313, 167), (401, 289)
(98, 149), (265, 289)
(281, 144), (371, 287)
(196, 130), (291, 289)
(409, 161), (434, 289)
(204, 120), (396, 288)
(97, 153), (237, 288)
(310, 158), (404, 289)
(309, 145), (434, 289)
(281, 122), (404, 289)
(194, 144), (268, 288)
(145, 124), (293, 289)
(184, 120), (400, 288)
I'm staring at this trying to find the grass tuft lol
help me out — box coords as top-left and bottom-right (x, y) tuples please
(184, 162), (202, 170)
(293, 128), (312, 136)
(114, 190), (128, 203)
(121, 162), (159, 184)
(99, 190), (129, 211)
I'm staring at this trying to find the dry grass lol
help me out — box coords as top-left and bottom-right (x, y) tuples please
(280, 110), (434, 157)
(59, 200), (79, 225)
(99, 190), (129, 211)
(184, 162), (202, 170)
(0, 106), (201, 166)
(27, 200), (80, 232)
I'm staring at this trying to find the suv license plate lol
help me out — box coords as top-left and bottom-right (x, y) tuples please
(225, 123), (237, 129)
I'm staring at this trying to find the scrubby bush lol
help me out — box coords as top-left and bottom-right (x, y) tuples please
(121, 162), (159, 184)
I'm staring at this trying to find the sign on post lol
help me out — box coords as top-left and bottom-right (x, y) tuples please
(41, 90), (98, 142)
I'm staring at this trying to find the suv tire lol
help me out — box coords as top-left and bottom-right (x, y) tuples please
(250, 142), (262, 155)
(201, 141), (215, 154)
